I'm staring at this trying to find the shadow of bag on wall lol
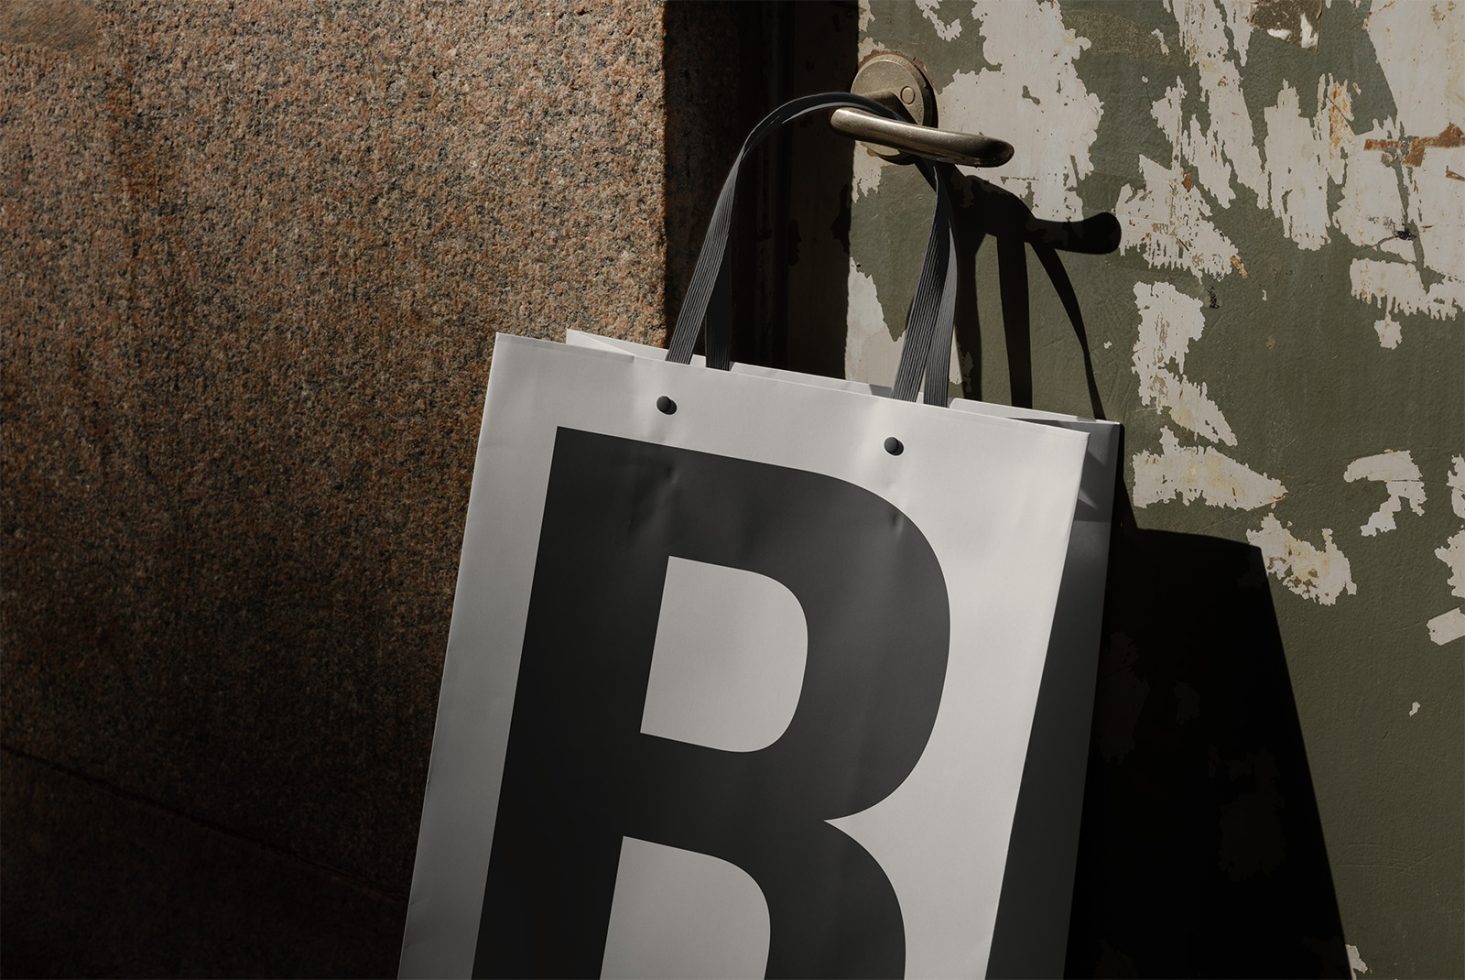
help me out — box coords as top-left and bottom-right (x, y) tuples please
(937, 176), (1348, 978)
(1061, 499), (1349, 978)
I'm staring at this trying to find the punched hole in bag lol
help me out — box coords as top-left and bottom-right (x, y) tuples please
(884, 437), (904, 456)
(656, 395), (677, 415)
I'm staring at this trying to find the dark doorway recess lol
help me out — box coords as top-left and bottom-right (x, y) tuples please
(663, 1), (859, 376)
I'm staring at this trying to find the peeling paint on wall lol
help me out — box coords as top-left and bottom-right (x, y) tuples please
(1333, 123), (1412, 261)
(914, 0), (961, 42)
(852, 145), (884, 200)
(1428, 606), (1465, 647)
(1430, 458), (1465, 646)
(1134, 0), (1465, 351)
(1247, 514), (1358, 606)
(844, 261), (897, 384)
(1364, 1), (1464, 141)
(1133, 427), (1286, 510)
(848, 2), (1464, 970)
(1262, 79), (1337, 250)
(1163, 0), (1267, 207)
(1430, 532), (1465, 646)
(1350, 258), (1465, 334)
(1115, 156), (1241, 280)
(1434, 527), (1464, 598)
(844, 257), (960, 387)
(939, 0), (1103, 221)
(1346, 942), (1369, 979)
(1252, 0), (1323, 50)
(1133, 281), (1236, 443)
(1342, 449), (1426, 536)
(1449, 455), (1465, 519)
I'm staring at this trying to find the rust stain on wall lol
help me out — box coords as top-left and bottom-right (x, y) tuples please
(1364, 122), (1465, 167)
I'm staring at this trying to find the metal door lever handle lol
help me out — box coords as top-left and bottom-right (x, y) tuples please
(830, 107), (1013, 167)
(831, 52), (1013, 168)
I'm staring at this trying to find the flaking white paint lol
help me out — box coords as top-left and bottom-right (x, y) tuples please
(1373, 317), (1402, 349)
(1150, 66), (1356, 255)
(1350, 258), (1465, 322)
(938, 1), (1102, 221)
(1265, 7), (1318, 49)
(1333, 120), (1413, 261)
(1114, 156), (1241, 281)
(1447, 456), (1465, 519)
(857, 0), (879, 60)
(1431, 458), (1465, 646)
(1404, 143), (1465, 284)
(844, 261), (961, 390)
(1346, 942), (1369, 979)
(1342, 450), (1426, 536)
(1218, 0), (1254, 66)
(845, 261), (898, 385)
(1299, 12), (1317, 49)
(1151, 67), (1253, 226)
(1248, 514), (1358, 606)
(1334, 0), (1465, 334)
(1133, 427), (1286, 510)
(1262, 80), (1335, 250)
(1162, 0), (1267, 207)
(852, 146), (884, 200)
(1152, 80), (1185, 150)
(852, 0), (1460, 660)
(1132, 282), (1236, 444)
(1364, 0), (1465, 138)
(1330, 103), (1465, 340)
(1134, 0), (1462, 353)
(1436, 529), (1465, 600)
(1146, 76), (1244, 234)
(916, 0), (961, 40)
(1426, 607), (1465, 646)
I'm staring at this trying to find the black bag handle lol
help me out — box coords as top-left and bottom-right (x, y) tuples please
(666, 93), (959, 406)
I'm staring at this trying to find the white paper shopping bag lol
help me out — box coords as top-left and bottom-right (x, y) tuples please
(565, 330), (1120, 978)
(401, 334), (1087, 978)
(401, 94), (1094, 979)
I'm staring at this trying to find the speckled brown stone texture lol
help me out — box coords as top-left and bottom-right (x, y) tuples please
(1, 1), (664, 974)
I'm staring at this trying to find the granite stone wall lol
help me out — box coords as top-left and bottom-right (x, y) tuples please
(1, 1), (665, 974)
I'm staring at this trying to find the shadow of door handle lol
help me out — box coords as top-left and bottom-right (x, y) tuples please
(830, 108), (1014, 167)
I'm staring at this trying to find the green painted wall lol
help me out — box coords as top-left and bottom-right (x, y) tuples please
(847, 2), (1462, 976)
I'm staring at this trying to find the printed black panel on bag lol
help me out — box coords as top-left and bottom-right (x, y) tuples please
(474, 428), (950, 979)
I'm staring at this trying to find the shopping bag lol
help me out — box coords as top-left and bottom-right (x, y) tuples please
(565, 131), (1121, 978)
(399, 95), (1091, 979)
(560, 340), (1118, 979)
